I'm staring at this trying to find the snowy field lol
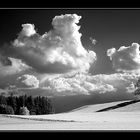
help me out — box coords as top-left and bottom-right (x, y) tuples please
(1, 100), (140, 130)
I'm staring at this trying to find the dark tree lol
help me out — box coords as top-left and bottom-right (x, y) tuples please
(0, 94), (55, 115)
(134, 78), (140, 99)
(26, 96), (34, 110)
(15, 96), (20, 114)
(7, 95), (17, 113)
(0, 104), (14, 114)
(18, 95), (26, 107)
(0, 95), (7, 105)
(34, 96), (41, 115)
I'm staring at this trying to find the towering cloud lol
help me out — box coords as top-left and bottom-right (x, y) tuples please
(107, 43), (140, 73)
(11, 14), (96, 74)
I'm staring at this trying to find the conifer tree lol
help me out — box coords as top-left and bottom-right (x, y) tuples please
(0, 95), (7, 105)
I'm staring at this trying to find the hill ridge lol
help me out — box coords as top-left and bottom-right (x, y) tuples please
(96, 99), (140, 112)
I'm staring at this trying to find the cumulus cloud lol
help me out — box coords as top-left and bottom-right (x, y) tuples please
(0, 54), (30, 76)
(17, 74), (39, 88)
(87, 72), (140, 94)
(39, 73), (118, 95)
(10, 14), (96, 74)
(126, 82), (136, 93)
(107, 43), (140, 72)
(1, 13), (139, 98)
(20, 24), (36, 37)
(38, 72), (140, 96)
(40, 76), (86, 95)
(83, 81), (116, 94)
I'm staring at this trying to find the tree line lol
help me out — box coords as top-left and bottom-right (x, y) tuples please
(0, 94), (55, 115)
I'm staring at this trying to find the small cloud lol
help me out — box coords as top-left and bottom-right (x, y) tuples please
(107, 43), (140, 73)
(20, 24), (36, 37)
(89, 37), (97, 45)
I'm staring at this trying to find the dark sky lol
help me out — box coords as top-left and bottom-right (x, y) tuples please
(1, 9), (140, 75)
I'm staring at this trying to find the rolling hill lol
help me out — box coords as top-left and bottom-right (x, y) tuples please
(1, 99), (140, 130)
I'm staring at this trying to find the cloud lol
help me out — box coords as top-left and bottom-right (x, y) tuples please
(17, 74), (39, 88)
(87, 72), (140, 95)
(107, 43), (140, 72)
(0, 54), (12, 66)
(0, 54), (30, 76)
(0, 13), (139, 98)
(39, 73), (117, 96)
(10, 14), (96, 74)
(83, 81), (116, 94)
(126, 82), (136, 93)
(39, 76), (86, 95)
(38, 72), (140, 96)
(20, 24), (36, 37)
(2, 70), (137, 97)
(89, 37), (97, 45)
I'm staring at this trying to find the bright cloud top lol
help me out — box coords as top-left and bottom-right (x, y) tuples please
(107, 43), (140, 72)
(21, 24), (36, 37)
(12, 14), (96, 74)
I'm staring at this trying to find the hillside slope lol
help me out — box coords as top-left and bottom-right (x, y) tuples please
(1, 99), (140, 130)
(70, 99), (140, 113)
